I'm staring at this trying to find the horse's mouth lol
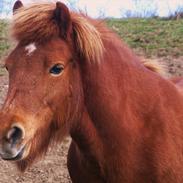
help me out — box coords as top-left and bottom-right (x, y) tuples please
(1, 145), (26, 161)
(0, 141), (31, 161)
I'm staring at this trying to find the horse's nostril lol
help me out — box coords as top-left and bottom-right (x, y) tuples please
(6, 126), (24, 144)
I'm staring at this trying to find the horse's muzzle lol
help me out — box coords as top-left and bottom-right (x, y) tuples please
(0, 124), (26, 161)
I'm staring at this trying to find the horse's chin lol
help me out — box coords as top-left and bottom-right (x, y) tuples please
(19, 142), (31, 160)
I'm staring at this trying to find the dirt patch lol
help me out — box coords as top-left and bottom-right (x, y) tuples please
(153, 56), (183, 77)
(0, 56), (182, 183)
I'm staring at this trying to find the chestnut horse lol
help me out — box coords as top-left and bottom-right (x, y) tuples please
(0, 1), (183, 183)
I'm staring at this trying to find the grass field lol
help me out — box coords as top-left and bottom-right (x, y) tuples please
(0, 18), (183, 59)
(0, 20), (10, 59)
(107, 18), (183, 57)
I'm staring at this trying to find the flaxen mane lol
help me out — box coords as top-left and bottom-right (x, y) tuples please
(12, 3), (163, 74)
(11, 3), (104, 63)
(141, 58), (165, 75)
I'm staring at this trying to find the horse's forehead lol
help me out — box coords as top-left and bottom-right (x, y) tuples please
(24, 39), (70, 56)
(25, 42), (37, 56)
(6, 39), (72, 67)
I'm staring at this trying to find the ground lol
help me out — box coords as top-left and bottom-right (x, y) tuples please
(0, 18), (182, 183)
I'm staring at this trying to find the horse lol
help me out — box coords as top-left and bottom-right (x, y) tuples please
(0, 1), (183, 182)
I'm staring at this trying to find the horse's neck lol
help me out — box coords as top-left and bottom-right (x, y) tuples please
(79, 34), (183, 145)
(70, 32), (142, 167)
(79, 35), (146, 133)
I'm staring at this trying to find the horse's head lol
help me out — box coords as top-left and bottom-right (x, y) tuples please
(0, 1), (103, 171)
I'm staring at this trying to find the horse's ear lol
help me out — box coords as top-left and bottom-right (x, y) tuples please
(13, 0), (23, 14)
(53, 2), (72, 39)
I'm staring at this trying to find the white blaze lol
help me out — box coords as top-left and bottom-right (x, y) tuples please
(25, 43), (37, 56)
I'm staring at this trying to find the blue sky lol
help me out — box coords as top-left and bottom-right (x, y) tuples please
(1, 0), (183, 18)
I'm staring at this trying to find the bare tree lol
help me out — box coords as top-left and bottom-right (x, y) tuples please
(169, 4), (183, 20)
(0, 0), (14, 18)
(97, 7), (106, 18)
(69, 0), (78, 10)
(120, 9), (133, 18)
(132, 0), (158, 18)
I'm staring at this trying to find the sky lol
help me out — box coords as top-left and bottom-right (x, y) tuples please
(1, 0), (183, 18)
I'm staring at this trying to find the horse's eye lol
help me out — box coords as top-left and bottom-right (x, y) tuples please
(49, 64), (64, 75)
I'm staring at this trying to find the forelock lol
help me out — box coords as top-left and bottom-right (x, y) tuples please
(11, 3), (104, 63)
